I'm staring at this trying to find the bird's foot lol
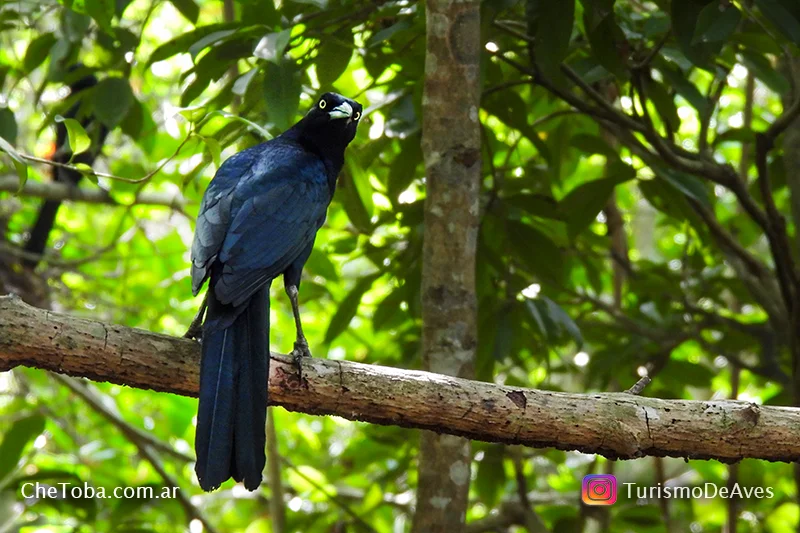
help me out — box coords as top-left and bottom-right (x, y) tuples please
(183, 324), (203, 341)
(291, 339), (312, 382)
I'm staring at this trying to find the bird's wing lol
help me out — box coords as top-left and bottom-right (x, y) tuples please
(190, 146), (263, 295)
(214, 171), (329, 306)
(191, 142), (330, 306)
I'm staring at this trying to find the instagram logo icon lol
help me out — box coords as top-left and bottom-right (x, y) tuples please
(582, 474), (617, 505)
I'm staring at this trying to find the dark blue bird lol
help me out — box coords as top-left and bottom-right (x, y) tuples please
(189, 93), (362, 491)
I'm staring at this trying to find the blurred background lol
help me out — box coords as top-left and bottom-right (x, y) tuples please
(1, 0), (800, 531)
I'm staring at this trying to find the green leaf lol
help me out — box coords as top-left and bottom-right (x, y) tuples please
(194, 134), (221, 167)
(324, 273), (381, 343)
(147, 23), (238, 66)
(535, 0), (575, 84)
(337, 173), (371, 234)
(316, 30), (354, 87)
(506, 193), (562, 220)
(656, 61), (708, 114)
(388, 133), (422, 202)
(116, 0), (133, 16)
(671, 0), (719, 69)
(233, 68), (258, 96)
(755, 0), (800, 45)
(543, 296), (583, 346)
(262, 59), (302, 130)
(525, 297), (583, 346)
(339, 158), (374, 233)
(483, 91), (551, 162)
(506, 220), (563, 284)
(120, 99), (144, 139)
(644, 77), (680, 132)
(656, 166), (711, 206)
(180, 73), (211, 107)
(570, 133), (619, 160)
(0, 134), (29, 188)
(372, 288), (406, 331)
(93, 77), (135, 128)
(713, 127), (756, 146)
(304, 251), (339, 282)
(205, 110), (272, 140)
(240, 0), (279, 26)
(692, 2), (740, 44)
(0, 415), (46, 481)
(735, 30), (784, 57)
(55, 116), (91, 156)
(0, 108), (17, 145)
(253, 30), (292, 63)
(188, 29), (237, 60)
(476, 445), (506, 509)
(740, 50), (790, 94)
(170, 0), (199, 24)
(366, 19), (412, 48)
(638, 178), (696, 221)
(560, 169), (634, 240)
(61, 9), (92, 43)
(583, 10), (627, 80)
(74, 162), (97, 183)
(85, 0), (115, 33)
(24, 33), (57, 73)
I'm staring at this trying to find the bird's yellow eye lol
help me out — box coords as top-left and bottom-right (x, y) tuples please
(353, 111), (361, 121)
(319, 100), (327, 109)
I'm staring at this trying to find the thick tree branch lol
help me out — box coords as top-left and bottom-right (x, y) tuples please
(2, 295), (800, 463)
(0, 176), (188, 210)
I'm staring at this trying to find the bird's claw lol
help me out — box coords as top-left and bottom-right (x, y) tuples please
(291, 340), (312, 381)
(183, 325), (203, 341)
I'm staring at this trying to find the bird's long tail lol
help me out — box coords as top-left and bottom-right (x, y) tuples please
(195, 284), (269, 492)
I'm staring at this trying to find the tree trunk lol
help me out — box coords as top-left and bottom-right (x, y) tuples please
(781, 55), (800, 533)
(412, 1), (481, 531)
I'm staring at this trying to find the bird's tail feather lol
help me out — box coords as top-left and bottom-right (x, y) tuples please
(195, 285), (269, 492)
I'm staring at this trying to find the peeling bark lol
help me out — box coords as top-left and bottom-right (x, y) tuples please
(4, 296), (800, 471)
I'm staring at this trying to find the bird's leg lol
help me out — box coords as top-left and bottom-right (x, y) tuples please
(286, 285), (311, 377)
(184, 293), (208, 340)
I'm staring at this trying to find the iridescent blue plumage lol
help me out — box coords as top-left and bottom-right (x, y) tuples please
(190, 93), (362, 491)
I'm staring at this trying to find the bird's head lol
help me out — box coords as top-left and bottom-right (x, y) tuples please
(294, 92), (363, 154)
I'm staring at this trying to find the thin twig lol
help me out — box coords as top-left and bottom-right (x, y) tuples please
(16, 132), (193, 185)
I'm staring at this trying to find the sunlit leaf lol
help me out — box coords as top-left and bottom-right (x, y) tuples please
(262, 59), (301, 130)
(55, 116), (91, 155)
(170, 0), (199, 23)
(23, 32), (56, 73)
(325, 272), (381, 343)
(93, 77), (135, 128)
(253, 30), (292, 63)
(316, 29), (354, 87)
(0, 107), (17, 144)
(0, 415), (46, 481)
